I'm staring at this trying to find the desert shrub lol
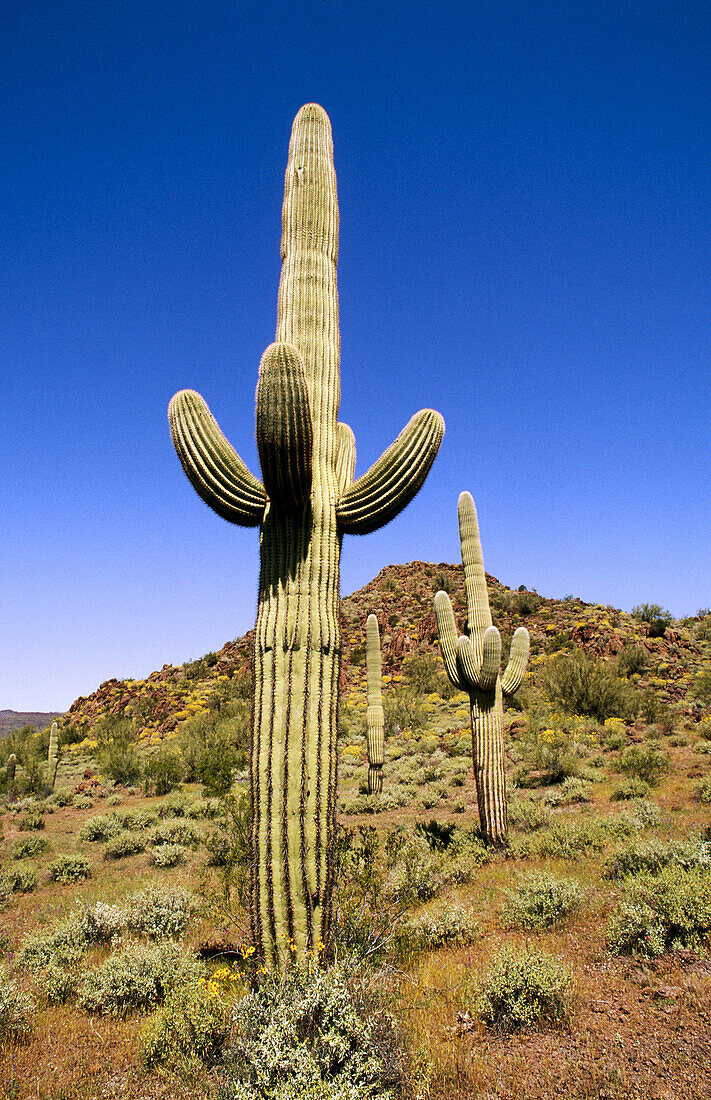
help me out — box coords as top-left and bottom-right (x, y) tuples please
(383, 687), (425, 737)
(508, 797), (551, 833)
(693, 777), (711, 803)
(49, 787), (73, 807)
(99, 735), (142, 785)
(536, 819), (607, 861)
(79, 812), (123, 842)
(608, 865), (711, 956)
(617, 745), (670, 786)
(501, 873), (585, 930)
(103, 831), (146, 860)
(149, 819), (202, 848)
(404, 905), (479, 952)
(222, 960), (404, 1100)
(178, 700), (248, 796)
(107, 792), (123, 806)
(17, 920), (87, 969)
(631, 604), (672, 638)
(472, 946), (572, 1033)
(693, 740), (711, 755)
(695, 717), (711, 740)
(542, 650), (638, 721)
(79, 901), (127, 943)
(127, 885), (197, 938)
(603, 836), (710, 879)
(385, 834), (442, 903)
(615, 644), (649, 677)
(610, 777), (650, 801)
(78, 940), (205, 1016)
(2, 865), (37, 894)
(604, 729), (627, 752)
(0, 974), (35, 1043)
(513, 590), (541, 617)
(150, 843), (188, 867)
(558, 776), (593, 804)
(48, 854), (92, 884)
(17, 809), (45, 831)
(185, 797), (221, 819)
(155, 792), (191, 818)
(142, 749), (184, 796)
(72, 794), (94, 809)
(628, 799), (662, 828)
(402, 652), (442, 694)
(667, 732), (688, 746)
(115, 807), (159, 830)
(691, 666), (711, 705)
(142, 981), (231, 1068)
(30, 961), (79, 1005)
(11, 835), (47, 859)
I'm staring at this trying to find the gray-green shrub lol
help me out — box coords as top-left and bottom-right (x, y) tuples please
(77, 940), (205, 1016)
(48, 854), (92, 884)
(0, 974), (35, 1042)
(501, 873), (585, 930)
(472, 946), (572, 1032)
(142, 981), (230, 1068)
(103, 831), (146, 860)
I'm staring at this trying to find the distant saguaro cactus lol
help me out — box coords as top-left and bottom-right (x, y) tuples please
(47, 722), (59, 789)
(6, 753), (17, 783)
(168, 105), (444, 967)
(435, 493), (529, 845)
(365, 615), (385, 794)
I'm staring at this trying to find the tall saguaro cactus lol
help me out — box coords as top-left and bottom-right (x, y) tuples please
(434, 493), (529, 845)
(365, 614), (385, 794)
(168, 105), (444, 967)
(47, 722), (59, 789)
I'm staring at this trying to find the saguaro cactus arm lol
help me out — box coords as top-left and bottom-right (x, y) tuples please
(255, 342), (313, 510)
(334, 422), (356, 496)
(501, 627), (531, 694)
(168, 389), (266, 526)
(337, 408), (444, 534)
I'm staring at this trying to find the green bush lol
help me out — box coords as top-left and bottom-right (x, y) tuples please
(48, 854), (92, 883)
(149, 819), (202, 848)
(103, 831), (147, 860)
(99, 735), (142, 785)
(404, 905), (479, 952)
(472, 946), (572, 1033)
(155, 792), (191, 817)
(150, 843), (188, 867)
(617, 745), (670, 786)
(615, 644), (649, 677)
(0, 974), (35, 1043)
(142, 981), (230, 1068)
(114, 807), (159, 830)
(558, 776), (593, 804)
(606, 902), (666, 958)
(693, 777), (711, 803)
(223, 960), (404, 1100)
(501, 872), (586, 930)
(691, 666), (711, 705)
(695, 717), (711, 740)
(508, 798), (551, 833)
(631, 604), (672, 638)
(17, 919), (88, 970)
(79, 813), (123, 842)
(17, 809), (45, 831)
(72, 794), (94, 809)
(384, 834), (442, 903)
(542, 650), (638, 722)
(2, 865), (37, 894)
(383, 686), (425, 737)
(610, 777), (650, 801)
(143, 748), (184, 792)
(603, 836), (709, 879)
(127, 885), (197, 939)
(11, 835), (47, 859)
(77, 940), (205, 1016)
(49, 787), (73, 807)
(29, 961), (79, 1005)
(607, 864), (711, 956)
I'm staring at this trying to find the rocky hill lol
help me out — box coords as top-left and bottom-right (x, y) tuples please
(0, 710), (65, 739)
(58, 562), (709, 743)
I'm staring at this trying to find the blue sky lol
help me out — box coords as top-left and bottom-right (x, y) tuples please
(2, 1), (710, 711)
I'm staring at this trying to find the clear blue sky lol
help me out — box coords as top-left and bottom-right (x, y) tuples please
(3, 1), (710, 711)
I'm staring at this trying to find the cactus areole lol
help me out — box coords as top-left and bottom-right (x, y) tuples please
(168, 105), (444, 968)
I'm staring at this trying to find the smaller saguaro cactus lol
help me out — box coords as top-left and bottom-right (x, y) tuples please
(434, 492), (530, 845)
(47, 722), (59, 789)
(365, 614), (385, 794)
(6, 753), (17, 783)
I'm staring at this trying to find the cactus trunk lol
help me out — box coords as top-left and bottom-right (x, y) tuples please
(435, 493), (529, 846)
(168, 104), (444, 968)
(365, 614), (384, 794)
(47, 722), (59, 789)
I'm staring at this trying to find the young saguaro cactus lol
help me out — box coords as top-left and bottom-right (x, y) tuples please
(168, 105), (444, 968)
(6, 753), (17, 783)
(365, 614), (385, 794)
(434, 493), (529, 845)
(47, 722), (59, 789)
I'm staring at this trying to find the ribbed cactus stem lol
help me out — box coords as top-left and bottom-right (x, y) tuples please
(47, 722), (59, 789)
(365, 614), (384, 794)
(434, 493), (530, 845)
(168, 105), (443, 969)
(7, 753), (16, 783)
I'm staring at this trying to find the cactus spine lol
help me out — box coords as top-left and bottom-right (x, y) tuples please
(168, 105), (444, 968)
(6, 753), (16, 783)
(365, 614), (385, 794)
(434, 493), (529, 845)
(47, 722), (59, 789)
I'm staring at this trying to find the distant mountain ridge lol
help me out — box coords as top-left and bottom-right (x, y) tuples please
(0, 710), (66, 739)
